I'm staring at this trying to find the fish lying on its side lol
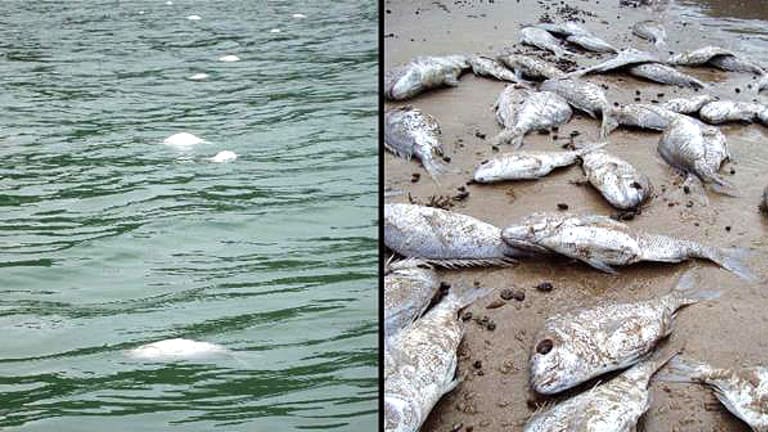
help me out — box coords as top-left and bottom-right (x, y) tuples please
(520, 26), (570, 57)
(540, 77), (613, 137)
(385, 55), (470, 100)
(632, 20), (667, 47)
(666, 46), (765, 74)
(384, 259), (439, 339)
(384, 106), (448, 181)
(493, 86), (573, 148)
(698, 100), (768, 125)
(657, 115), (735, 196)
(603, 103), (680, 134)
(662, 94), (718, 115)
(501, 213), (755, 280)
(530, 271), (714, 394)
(468, 55), (518, 82)
(580, 148), (652, 209)
(659, 358), (768, 431)
(497, 54), (566, 81)
(524, 349), (677, 432)
(385, 286), (490, 432)
(385, 203), (529, 267)
(473, 142), (607, 183)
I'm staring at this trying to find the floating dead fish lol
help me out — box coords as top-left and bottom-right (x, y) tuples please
(384, 259), (439, 339)
(698, 100), (768, 124)
(385, 203), (528, 267)
(540, 77), (612, 137)
(385, 55), (470, 100)
(632, 20), (667, 47)
(604, 103), (680, 134)
(497, 54), (566, 81)
(501, 212), (755, 280)
(384, 106), (448, 181)
(530, 271), (713, 394)
(580, 148), (653, 209)
(468, 55), (518, 82)
(493, 87), (573, 148)
(385, 286), (490, 432)
(473, 142), (606, 183)
(520, 27), (570, 57)
(667, 46), (765, 74)
(127, 338), (229, 361)
(662, 94), (718, 115)
(660, 358), (768, 431)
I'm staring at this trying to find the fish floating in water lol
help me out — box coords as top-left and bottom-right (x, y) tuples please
(520, 27), (571, 57)
(473, 142), (606, 183)
(385, 203), (529, 267)
(384, 259), (439, 339)
(632, 20), (667, 47)
(385, 286), (490, 432)
(580, 147), (652, 209)
(666, 46), (765, 74)
(524, 349), (677, 432)
(384, 106), (448, 181)
(385, 55), (470, 100)
(501, 212), (755, 280)
(127, 338), (229, 361)
(530, 270), (714, 394)
(540, 77), (613, 137)
(659, 357), (768, 431)
(497, 54), (565, 81)
(493, 86), (573, 148)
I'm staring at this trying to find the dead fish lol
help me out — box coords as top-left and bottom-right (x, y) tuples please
(384, 106), (448, 180)
(385, 55), (470, 100)
(540, 77), (613, 137)
(493, 87), (573, 148)
(667, 46), (765, 74)
(530, 271), (712, 394)
(580, 149), (653, 209)
(384, 259), (439, 339)
(662, 94), (718, 114)
(632, 20), (667, 47)
(497, 54), (566, 81)
(659, 358), (768, 431)
(627, 62), (706, 88)
(524, 349), (676, 432)
(604, 103), (680, 134)
(658, 115), (735, 195)
(473, 142), (607, 183)
(565, 34), (617, 54)
(385, 203), (527, 267)
(385, 287), (490, 432)
(501, 213), (755, 280)
(568, 48), (660, 77)
(698, 100), (768, 124)
(521, 27), (570, 57)
(468, 55), (518, 82)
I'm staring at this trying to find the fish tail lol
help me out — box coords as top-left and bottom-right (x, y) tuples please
(701, 246), (758, 282)
(655, 356), (709, 384)
(670, 269), (720, 306)
(707, 174), (740, 197)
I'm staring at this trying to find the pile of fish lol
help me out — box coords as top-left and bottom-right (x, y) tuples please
(384, 15), (766, 432)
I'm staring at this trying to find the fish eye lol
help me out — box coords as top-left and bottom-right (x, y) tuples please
(536, 339), (554, 355)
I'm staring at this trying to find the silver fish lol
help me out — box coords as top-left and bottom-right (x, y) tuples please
(530, 271), (711, 394)
(521, 27), (570, 57)
(667, 46), (764, 74)
(384, 259), (439, 339)
(660, 358), (768, 432)
(657, 115), (736, 195)
(524, 350), (676, 432)
(632, 20), (667, 47)
(698, 100), (768, 124)
(385, 287), (490, 432)
(580, 149), (653, 209)
(662, 94), (718, 114)
(540, 78), (612, 137)
(501, 213), (755, 280)
(566, 34), (617, 54)
(384, 106), (448, 180)
(468, 55), (518, 82)
(385, 55), (470, 100)
(627, 62), (706, 88)
(493, 87), (573, 148)
(385, 203), (526, 267)
(473, 142), (607, 183)
(604, 103), (680, 134)
(497, 54), (566, 81)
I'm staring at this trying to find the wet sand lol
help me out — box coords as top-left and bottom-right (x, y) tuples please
(385, 0), (768, 431)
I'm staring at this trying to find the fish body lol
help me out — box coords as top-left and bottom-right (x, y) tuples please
(627, 62), (706, 88)
(473, 142), (606, 183)
(604, 103), (680, 134)
(580, 149), (652, 209)
(566, 34), (617, 53)
(530, 271), (710, 394)
(385, 287), (489, 432)
(384, 259), (439, 339)
(493, 88), (573, 147)
(468, 55), (518, 82)
(384, 203), (525, 267)
(524, 351), (675, 432)
(540, 78), (612, 136)
(501, 213), (754, 280)
(698, 100), (768, 124)
(384, 107), (447, 180)
(385, 55), (470, 100)
(632, 20), (667, 46)
(657, 115), (734, 194)
(497, 54), (565, 81)
(667, 46), (764, 74)
(662, 94), (718, 114)
(521, 27), (569, 57)
(660, 358), (768, 432)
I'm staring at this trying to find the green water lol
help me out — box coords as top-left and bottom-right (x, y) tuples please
(0, 1), (378, 430)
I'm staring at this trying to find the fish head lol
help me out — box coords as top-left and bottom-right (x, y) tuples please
(473, 158), (505, 183)
(529, 329), (587, 394)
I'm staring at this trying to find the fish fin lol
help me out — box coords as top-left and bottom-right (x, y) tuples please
(707, 175), (741, 197)
(702, 247), (758, 282)
(581, 257), (619, 274)
(655, 356), (708, 384)
(425, 257), (518, 269)
(670, 269), (721, 306)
